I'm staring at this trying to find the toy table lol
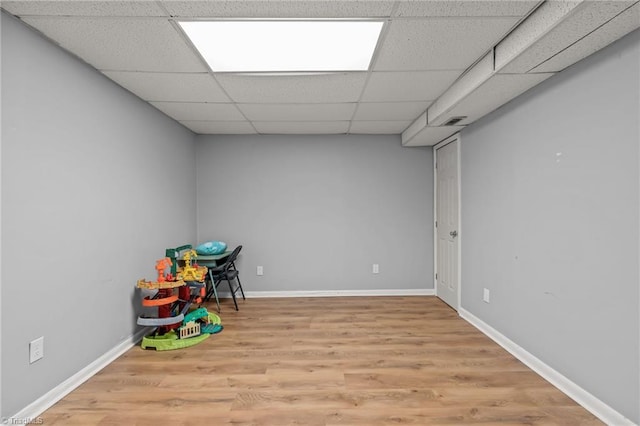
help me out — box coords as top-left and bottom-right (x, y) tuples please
(195, 251), (231, 312)
(195, 251), (232, 267)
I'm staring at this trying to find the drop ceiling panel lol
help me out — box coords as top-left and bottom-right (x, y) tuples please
(374, 17), (519, 71)
(162, 0), (395, 17)
(103, 72), (230, 102)
(532, 2), (640, 73)
(354, 102), (429, 121)
(494, 1), (582, 71)
(4, 0), (631, 137)
(402, 126), (464, 147)
(150, 102), (245, 121)
(21, 17), (207, 72)
(216, 73), (368, 103)
(179, 120), (256, 134)
(394, 1), (539, 17)
(350, 121), (412, 134)
(442, 73), (554, 125)
(237, 103), (356, 121)
(498, 1), (635, 73)
(1, 1), (168, 17)
(253, 121), (350, 134)
(361, 70), (460, 102)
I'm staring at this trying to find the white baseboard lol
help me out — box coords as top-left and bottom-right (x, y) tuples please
(11, 327), (152, 421)
(216, 289), (436, 298)
(459, 308), (635, 426)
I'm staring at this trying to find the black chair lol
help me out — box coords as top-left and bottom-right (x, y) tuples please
(206, 245), (245, 311)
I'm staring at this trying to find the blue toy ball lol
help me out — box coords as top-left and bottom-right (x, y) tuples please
(196, 241), (227, 255)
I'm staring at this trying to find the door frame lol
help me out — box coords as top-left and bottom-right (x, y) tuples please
(433, 133), (462, 311)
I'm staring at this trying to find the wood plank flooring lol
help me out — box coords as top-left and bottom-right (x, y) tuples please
(41, 296), (601, 425)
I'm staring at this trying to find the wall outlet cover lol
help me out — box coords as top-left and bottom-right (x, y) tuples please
(30, 336), (44, 364)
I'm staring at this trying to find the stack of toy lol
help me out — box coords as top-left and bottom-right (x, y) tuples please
(136, 245), (222, 350)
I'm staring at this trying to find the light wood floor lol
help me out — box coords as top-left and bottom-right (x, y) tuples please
(42, 296), (601, 425)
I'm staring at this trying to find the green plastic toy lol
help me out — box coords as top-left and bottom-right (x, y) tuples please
(141, 330), (210, 351)
(140, 311), (222, 351)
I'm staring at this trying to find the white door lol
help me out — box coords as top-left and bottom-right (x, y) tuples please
(435, 137), (460, 310)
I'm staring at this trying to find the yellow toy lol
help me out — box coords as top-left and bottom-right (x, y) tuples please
(176, 249), (207, 282)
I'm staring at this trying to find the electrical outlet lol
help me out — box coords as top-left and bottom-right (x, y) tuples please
(30, 336), (44, 364)
(483, 288), (490, 303)
(372, 264), (379, 274)
(257, 266), (263, 276)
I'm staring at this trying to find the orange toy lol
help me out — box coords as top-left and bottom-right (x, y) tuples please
(155, 257), (173, 282)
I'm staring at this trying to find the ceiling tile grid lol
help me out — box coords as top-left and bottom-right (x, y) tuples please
(103, 71), (231, 102)
(162, 1), (396, 18)
(253, 121), (350, 134)
(393, 0), (540, 18)
(214, 73), (369, 104)
(350, 120), (413, 134)
(4, 0), (636, 138)
(150, 101), (246, 121)
(353, 101), (430, 121)
(1, 1), (169, 17)
(373, 17), (521, 71)
(237, 103), (356, 122)
(180, 120), (256, 134)
(21, 16), (207, 72)
(360, 70), (461, 102)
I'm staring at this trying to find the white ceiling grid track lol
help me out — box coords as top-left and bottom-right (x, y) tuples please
(402, 0), (640, 146)
(2, 0), (639, 143)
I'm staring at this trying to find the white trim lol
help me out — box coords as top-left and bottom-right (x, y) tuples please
(10, 327), (152, 421)
(459, 308), (636, 426)
(216, 289), (435, 298)
(433, 132), (460, 151)
(432, 139), (438, 299)
(433, 133), (462, 311)
(456, 133), (462, 311)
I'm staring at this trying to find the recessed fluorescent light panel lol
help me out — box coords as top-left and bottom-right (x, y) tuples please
(179, 20), (384, 72)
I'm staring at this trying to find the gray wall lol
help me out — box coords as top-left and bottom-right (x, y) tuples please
(1, 13), (197, 416)
(196, 134), (433, 293)
(460, 29), (639, 422)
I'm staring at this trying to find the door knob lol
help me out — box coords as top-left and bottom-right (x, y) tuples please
(450, 230), (458, 237)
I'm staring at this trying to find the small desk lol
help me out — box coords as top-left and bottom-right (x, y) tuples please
(194, 251), (231, 312)
(196, 251), (231, 267)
